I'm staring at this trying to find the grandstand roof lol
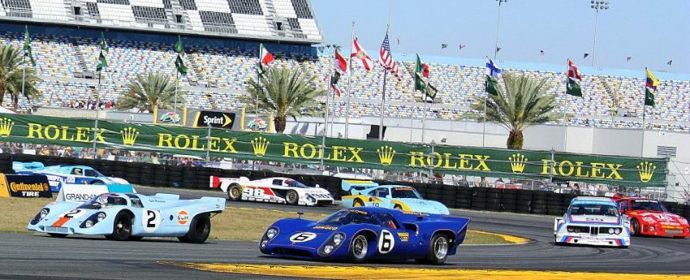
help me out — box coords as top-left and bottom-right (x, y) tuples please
(0, 0), (322, 44)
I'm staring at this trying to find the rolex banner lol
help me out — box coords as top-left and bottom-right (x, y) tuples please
(0, 114), (667, 187)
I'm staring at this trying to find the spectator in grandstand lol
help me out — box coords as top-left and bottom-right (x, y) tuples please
(479, 176), (489, 188)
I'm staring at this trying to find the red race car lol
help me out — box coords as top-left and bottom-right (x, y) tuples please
(616, 197), (689, 238)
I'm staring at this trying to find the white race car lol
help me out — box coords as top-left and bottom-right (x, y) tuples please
(209, 176), (334, 206)
(554, 196), (630, 248)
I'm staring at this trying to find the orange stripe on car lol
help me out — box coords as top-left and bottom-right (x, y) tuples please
(51, 217), (70, 227)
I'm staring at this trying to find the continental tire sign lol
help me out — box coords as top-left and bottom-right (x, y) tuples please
(0, 173), (52, 198)
(0, 113), (668, 187)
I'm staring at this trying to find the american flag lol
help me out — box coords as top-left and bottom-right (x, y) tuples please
(379, 32), (401, 79)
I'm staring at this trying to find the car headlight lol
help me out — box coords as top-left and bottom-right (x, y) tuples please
(323, 245), (334, 254)
(260, 240), (268, 249)
(608, 228), (615, 234)
(84, 220), (94, 228)
(333, 233), (344, 246)
(614, 228), (621, 234)
(642, 217), (656, 223)
(97, 212), (106, 222)
(39, 208), (49, 219)
(266, 228), (278, 239)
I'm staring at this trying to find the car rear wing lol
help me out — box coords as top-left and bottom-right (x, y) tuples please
(341, 179), (379, 195)
(198, 197), (227, 213)
(12, 161), (45, 173)
(209, 176), (250, 189)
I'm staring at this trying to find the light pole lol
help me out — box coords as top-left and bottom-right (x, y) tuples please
(493, 0), (508, 60)
(590, 0), (609, 68)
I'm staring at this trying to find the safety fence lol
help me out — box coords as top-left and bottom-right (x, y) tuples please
(1, 153), (688, 221)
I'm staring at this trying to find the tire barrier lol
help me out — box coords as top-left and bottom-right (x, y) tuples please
(2, 153), (688, 219)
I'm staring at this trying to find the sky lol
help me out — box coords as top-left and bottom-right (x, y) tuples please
(310, 0), (690, 75)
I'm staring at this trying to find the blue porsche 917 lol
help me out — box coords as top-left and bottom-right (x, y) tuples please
(28, 193), (225, 243)
(260, 207), (470, 264)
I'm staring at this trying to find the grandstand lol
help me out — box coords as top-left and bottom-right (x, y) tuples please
(0, 1), (689, 132)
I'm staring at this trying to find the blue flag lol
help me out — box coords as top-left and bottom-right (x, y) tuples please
(486, 59), (501, 77)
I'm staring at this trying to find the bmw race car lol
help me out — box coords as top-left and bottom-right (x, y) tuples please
(210, 176), (334, 206)
(13, 162), (132, 193)
(616, 197), (689, 238)
(28, 193), (225, 243)
(340, 180), (449, 215)
(554, 196), (630, 247)
(260, 207), (470, 264)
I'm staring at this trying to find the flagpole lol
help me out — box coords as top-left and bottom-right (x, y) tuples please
(482, 91), (487, 147)
(174, 70), (178, 122)
(562, 98), (568, 152)
(379, 67), (388, 141)
(21, 54), (26, 110)
(641, 103), (646, 157)
(421, 95), (428, 143)
(93, 70), (101, 159)
(321, 72), (332, 171)
(345, 21), (354, 139)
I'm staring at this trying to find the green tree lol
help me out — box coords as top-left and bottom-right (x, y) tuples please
(471, 73), (557, 149)
(0, 45), (41, 109)
(117, 72), (182, 112)
(244, 67), (325, 133)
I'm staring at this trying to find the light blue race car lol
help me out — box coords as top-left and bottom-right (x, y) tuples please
(340, 180), (450, 215)
(13, 161), (132, 193)
(28, 193), (226, 243)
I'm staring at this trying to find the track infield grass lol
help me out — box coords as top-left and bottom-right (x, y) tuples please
(0, 197), (518, 244)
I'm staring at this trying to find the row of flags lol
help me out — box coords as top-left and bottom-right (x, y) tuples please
(485, 58), (660, 107)
(18, 26), (662, 108)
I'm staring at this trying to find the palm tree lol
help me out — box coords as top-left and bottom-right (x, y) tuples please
(0, 45), (41, 109)
(117, 72), (181, 112)
(243, 67), (326, 133)
(471, 73), (557, 149)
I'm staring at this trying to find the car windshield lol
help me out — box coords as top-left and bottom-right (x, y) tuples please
(392, 187), (421, 199)
(285, 180), (308, 188)
(80, 194), (128, 209)
(317, 209), (380, 226)
(631, 200), (666, 212)
(84, 169), (104, 177)
(569, 203), (618, 216)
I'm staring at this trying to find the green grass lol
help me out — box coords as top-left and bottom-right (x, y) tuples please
(1, 197), (517, 244)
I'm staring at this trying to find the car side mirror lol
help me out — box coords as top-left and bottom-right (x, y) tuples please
(297, 212), (304, 219)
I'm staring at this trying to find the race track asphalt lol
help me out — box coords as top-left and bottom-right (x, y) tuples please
(0, 186), (688, 279)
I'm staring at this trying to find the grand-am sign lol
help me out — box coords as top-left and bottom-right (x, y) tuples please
(0, 113), (668, 187)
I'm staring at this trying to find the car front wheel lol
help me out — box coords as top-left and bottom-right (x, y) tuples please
(348, 234), (368, 262)
(631, 219), (641, 236)
(106, 211), (133, 241)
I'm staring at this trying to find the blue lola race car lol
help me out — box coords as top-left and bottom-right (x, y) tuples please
(340, 180), (450, 215)
(28, 193), (225, 243)
(260, 207), (470, 264)
(13, 161), (132, 192)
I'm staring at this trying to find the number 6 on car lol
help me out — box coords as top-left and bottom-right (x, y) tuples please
(28, 193), (226, 243)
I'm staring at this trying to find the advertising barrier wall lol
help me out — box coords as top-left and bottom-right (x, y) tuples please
(0, 113), (668, 187)
(0, 153), (687, 221)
